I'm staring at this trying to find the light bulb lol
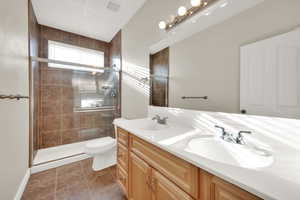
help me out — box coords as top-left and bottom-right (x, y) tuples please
(191, 0), (202, 7)
(178, 6), (187, 16)
(220, 2), (228, 8)
(158, 21), (166, 30)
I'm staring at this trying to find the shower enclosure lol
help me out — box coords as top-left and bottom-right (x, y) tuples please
(28, 5), (122, 169)
(31, 59), (120, 167)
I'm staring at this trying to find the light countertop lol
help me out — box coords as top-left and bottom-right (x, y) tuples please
(113, 107), (300, 200)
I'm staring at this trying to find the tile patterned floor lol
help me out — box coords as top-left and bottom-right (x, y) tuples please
(22, 159), (126, 200)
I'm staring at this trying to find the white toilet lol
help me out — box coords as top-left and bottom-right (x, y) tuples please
(84, 137), (117, 171)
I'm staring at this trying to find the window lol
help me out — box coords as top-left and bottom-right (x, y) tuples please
(48, 40), (104, 71)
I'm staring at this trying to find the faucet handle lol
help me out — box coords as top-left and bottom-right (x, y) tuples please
(215, 125), (230, 139)
(236, 131), (252, 144)
(215, 125), (226, 134)
(238, 131), (252, 137)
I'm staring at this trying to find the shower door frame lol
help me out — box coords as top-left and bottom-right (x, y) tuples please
(29, 56), (121, 167)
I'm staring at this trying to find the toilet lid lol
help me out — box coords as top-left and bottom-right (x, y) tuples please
(86, 137), (116, 149)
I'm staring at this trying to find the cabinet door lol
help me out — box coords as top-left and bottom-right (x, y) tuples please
(211, 177), (261, 200)
(117, 142), (128, 171)
(151, 169), (194, 200)
(117, 165), (128, 197)
(129, 153), (152, 200)
(130, 135), (198, 198)
(199, 170), (213, 200)
(117, 127), (129, 147)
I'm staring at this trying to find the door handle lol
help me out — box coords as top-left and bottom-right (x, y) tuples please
(241, 109), (247, 114)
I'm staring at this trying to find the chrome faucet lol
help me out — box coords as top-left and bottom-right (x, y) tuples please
(235, 131), (252, 145)
(215, 126), (252, 145)
(152, 115), (168, 125)
(215, 125), (235, 143)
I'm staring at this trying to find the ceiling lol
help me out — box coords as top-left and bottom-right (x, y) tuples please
(31, 0), (147, 42)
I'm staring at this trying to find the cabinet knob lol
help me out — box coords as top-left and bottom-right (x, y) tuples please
(151, 178), (157, 192)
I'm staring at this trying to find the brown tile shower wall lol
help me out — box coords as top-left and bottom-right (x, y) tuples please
(39, 67), (115, 148)
(38, 26), (117, 149)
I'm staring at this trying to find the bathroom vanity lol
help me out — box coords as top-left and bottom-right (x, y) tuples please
(114, 106), (300, 200)
(115, 127), (261, 200)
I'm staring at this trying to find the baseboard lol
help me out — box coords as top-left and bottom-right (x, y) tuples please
(14, 168), (30, 200)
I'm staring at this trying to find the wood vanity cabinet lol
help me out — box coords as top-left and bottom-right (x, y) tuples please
(129, 152), (152, 200)
(117, 127), (129, 147)
(116, 128), (129, 198)
(117, 142), (128, 171)
(151, 169), (195, 200)
(116, 127), (262, 200)
(129, 134), (199, 198)
(199, 171), (261, 200)
(129, 152), (194, 200)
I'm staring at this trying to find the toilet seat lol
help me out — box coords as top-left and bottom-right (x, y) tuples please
(85, 137), (116, 155)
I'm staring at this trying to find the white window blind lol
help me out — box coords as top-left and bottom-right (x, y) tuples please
(48, 40), (104, 70)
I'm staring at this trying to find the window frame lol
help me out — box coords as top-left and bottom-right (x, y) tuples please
(47, 40), (105, 70)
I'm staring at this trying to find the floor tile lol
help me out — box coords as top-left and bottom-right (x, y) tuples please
(22, 159), (125, 200)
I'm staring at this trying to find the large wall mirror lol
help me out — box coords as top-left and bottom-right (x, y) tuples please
(150, 6), (300, 120)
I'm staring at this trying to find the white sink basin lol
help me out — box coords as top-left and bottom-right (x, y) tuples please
(133, 119), (169, 131)
(186, 135), (274, 169)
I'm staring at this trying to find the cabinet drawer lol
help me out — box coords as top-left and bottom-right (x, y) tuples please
(211, 176), (262, 200)
(130, 135), (198, 199)
(117, 127), (129, 147)
(152, 169), (194, 200)
(117, 165), (128, 197)
(117, 143), (128, 172)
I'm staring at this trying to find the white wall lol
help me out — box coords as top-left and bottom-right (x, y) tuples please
(0, 0), (29, 199)
(121, 0), (179, 119)
(121, 0), (300, 118)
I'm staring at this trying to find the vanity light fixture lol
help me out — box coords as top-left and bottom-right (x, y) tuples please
(159, 21), (167, 29)
(178, 6), (187, 16)
(191, 0), (202, 7)
(158, 0), (220, 31)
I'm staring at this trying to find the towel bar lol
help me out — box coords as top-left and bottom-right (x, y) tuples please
(0, 94), (29, 100)
(181, 96), (208, 100)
